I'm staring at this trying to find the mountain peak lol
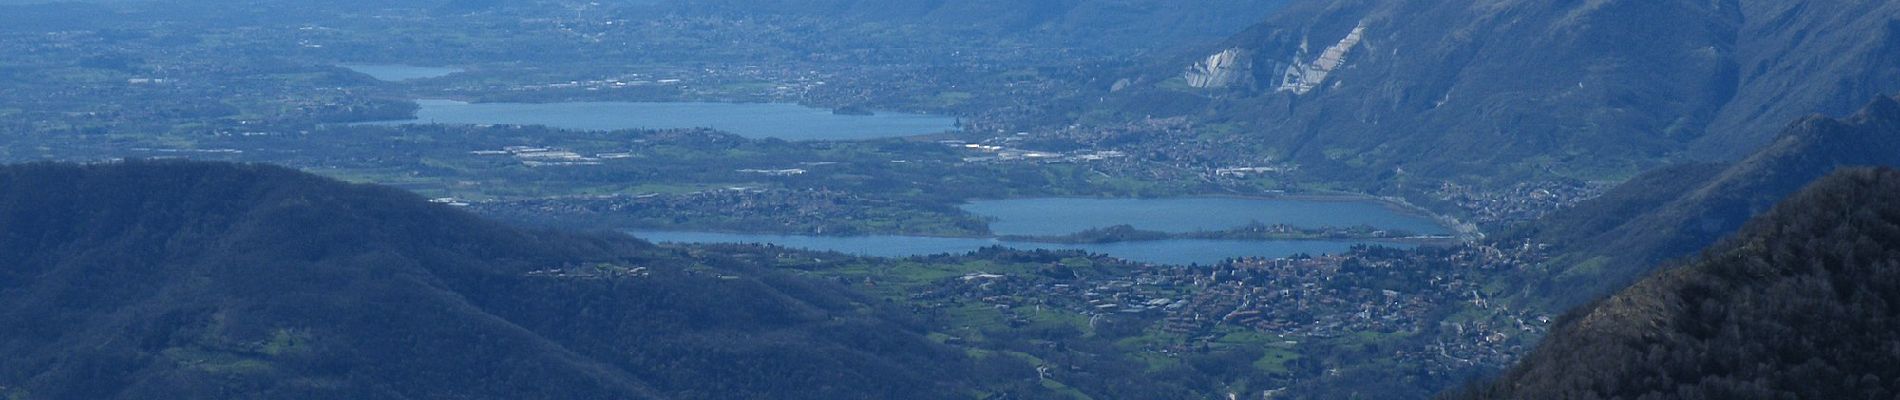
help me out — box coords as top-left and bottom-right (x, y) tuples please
(1852, 94), (1900, 123)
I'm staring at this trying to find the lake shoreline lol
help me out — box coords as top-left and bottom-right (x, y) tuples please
(622, 226), (1454, 246)
(612, 194), (1461, 242)
(954, 192), (1458, 233)
(625, 229), (1415, 265)
(621, 195), (1454, 265)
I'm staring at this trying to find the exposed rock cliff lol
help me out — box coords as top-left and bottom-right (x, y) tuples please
(1186, 47), (1255, 89)
(1278, 21), (1366, 94)
(1141, 0), (1900, 181)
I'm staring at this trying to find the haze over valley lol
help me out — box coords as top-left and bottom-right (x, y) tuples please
(3, 0), (1900, 399)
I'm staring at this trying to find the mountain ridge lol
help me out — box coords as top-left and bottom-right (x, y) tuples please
(0, 160), (988, 399)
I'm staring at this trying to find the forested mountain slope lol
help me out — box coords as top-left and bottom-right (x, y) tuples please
(1509, 94), (1900, 308)
(0, 161), (996, 399)
(1449, 167), (1900, 399)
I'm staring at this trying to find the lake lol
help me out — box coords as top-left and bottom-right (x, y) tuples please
(373, 99), (961, 140)
(627, 230), (1398, 266)
(628, 197), (1445, 265)
(339, 64), (464, 81)
(962, 197), (1449, 236)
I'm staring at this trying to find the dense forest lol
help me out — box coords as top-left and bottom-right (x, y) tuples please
(1448, 167), (1900, 399)
(0, 161), (1062, 399)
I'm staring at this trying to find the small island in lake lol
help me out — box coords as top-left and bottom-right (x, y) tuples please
(831, 104), (876, 116)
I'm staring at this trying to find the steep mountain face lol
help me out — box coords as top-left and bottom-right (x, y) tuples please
(1511, 94), (1900, 308)
(0, 161), (981, 399)
(1449, 167), (1900, 399)
(1185, 48), (1254, 89)
(1164, 0), (1900, 181)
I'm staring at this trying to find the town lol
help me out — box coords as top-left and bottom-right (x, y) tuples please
(763, 234), (1562, 393)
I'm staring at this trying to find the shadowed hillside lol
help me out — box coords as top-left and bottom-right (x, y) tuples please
(0, 161), (999, 399)
(1448, 167), (1900, 399)
(1508, 94), (1900, 308)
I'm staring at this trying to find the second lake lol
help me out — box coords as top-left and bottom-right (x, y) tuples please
(629, 196), (1447, 265)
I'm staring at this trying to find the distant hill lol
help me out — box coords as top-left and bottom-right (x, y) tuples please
(0, 161), (992, 399)
(1446, 167), (1900, 399)
(1508, 94), (1900, 308)
(1130, 0), (1900, 182)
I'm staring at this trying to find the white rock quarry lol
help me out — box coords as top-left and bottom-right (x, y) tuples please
(1279, 22), (1367, 94)
(1185, 47), (1254, 89)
